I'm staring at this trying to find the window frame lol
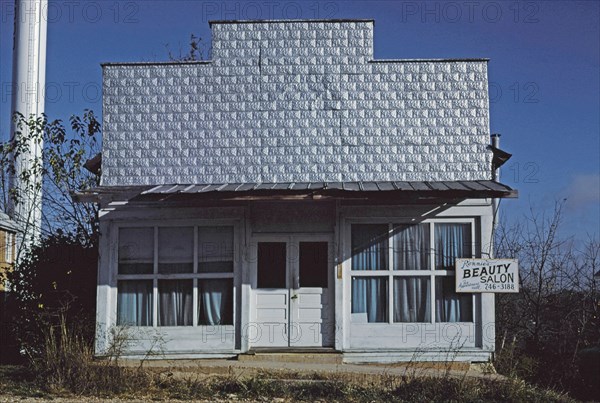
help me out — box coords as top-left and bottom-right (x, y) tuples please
(349, 218), (476, 325)
(4, 231), (14, 264)
(114, 222), (237, 328)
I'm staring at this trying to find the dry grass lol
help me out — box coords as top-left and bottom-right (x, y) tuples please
(1, 364), (576, 402)
(1, 318), (576, 402)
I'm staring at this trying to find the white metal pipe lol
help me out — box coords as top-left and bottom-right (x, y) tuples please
(8, 0), (47, 251)
(490, 133), (501, 258)
(491, 133), (501, 181)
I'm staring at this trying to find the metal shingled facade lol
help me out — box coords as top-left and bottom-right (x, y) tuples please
(101, 20), (493, 186)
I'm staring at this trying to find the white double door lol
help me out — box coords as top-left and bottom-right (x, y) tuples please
(251, 234), (334, 348)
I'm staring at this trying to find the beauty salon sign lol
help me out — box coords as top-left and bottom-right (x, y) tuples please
(455, 259), (519, 293)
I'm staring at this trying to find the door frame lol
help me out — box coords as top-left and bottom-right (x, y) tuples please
(248, 233), (335, 349)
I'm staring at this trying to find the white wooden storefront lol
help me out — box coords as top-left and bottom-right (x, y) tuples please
(95, 199), (495, 362)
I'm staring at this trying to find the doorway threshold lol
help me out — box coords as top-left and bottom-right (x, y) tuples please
(240, 348), (342, 364)
(248, 347), (338, 354)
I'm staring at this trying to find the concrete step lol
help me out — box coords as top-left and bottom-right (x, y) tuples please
(239, 350), (343, 365)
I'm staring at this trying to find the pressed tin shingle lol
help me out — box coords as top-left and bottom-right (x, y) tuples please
(101, 20), (493, 186)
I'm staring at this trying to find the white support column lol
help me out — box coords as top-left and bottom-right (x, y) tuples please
(480, 206), (496, 352)
(95, 217), (113, 356)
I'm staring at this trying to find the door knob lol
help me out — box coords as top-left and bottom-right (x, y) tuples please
(291, 294), (298, 300)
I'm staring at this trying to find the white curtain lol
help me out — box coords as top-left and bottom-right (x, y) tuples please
(117, 280), (152, 326)
(434, 224), (473, 322)
(352, 277), (388, 322)
(394, 277), (430, 322)
(351, 224), (388, 271)
(393, 224), (430, 271)
(198, 279), (233, 325)
(351, 225), (389, 322)
(391, 225), (431, 322)
(435, 277), (473, 322)
(158, 280), (193, 326)
(435, 223), (471, 270)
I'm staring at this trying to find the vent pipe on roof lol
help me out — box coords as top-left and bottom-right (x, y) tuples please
(491, 133), (501, 181)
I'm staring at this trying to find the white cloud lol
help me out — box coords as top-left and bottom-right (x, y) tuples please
(565, 174), (600, 210)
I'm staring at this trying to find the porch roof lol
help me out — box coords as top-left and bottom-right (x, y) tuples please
(0, 211), (19, 232)
(76, 180), (517, 203)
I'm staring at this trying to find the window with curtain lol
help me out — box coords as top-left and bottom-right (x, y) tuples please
(116, 225), (235, 327)
(351, 224), (389, 271)
(5, 232), (15, 263)
(158, 280), (193, 326)
(435, 223), (472, 270)
(350, 221), (474, 324)
(435, 277), (473, 322)
(351, 225), (389, 322)
(198, 279), (233, 325)
(434, 223), (473, 321)
(117, 280), (152, 326)
(352, 277), (388, 322)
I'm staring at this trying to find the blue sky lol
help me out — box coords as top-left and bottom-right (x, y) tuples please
(1, 0), (599, 240)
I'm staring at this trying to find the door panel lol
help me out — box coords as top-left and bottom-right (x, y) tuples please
(252, 237), (333, 348)
(290, 241), (334, 347)
(254, 289), (289, 347)
(298, 242), (329, 288)
(257, 242), (287, 289)
(256, 293), (289, 321)
(253, 242), (289, 347)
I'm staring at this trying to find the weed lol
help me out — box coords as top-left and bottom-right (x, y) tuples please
(5, 320), (577, 402)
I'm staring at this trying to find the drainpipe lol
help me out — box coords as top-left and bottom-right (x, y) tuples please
(490, 133), (501, 258)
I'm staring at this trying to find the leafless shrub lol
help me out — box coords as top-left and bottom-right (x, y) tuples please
(494, 200), (599, 399)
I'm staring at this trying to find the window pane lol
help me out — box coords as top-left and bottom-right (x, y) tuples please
(118, 228), (153, 274)
(393, 224), (430, 270)
(394, 277), (431, 322)
(117, 280), (153, 326)
(198, 279), (233, 325)
(257, 242), (287, 289)
(299, 242), (328, 288)
(158, 227), (193, 273)
(435, 277), (473, 322)
(5, 232), (14, 263)
(351, 224), (389, 271)
(351, 277), (388, 323)
(435, 223), (472, 270)
(158, 280), (193, 326)
(198, 226), (234, 273)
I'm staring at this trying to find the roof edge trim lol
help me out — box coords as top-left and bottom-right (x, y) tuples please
(209, 19), (375, 25)
(369, 58), (489, 63)
(101, 60), (213, 67)
(101, 58), (490, 68)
